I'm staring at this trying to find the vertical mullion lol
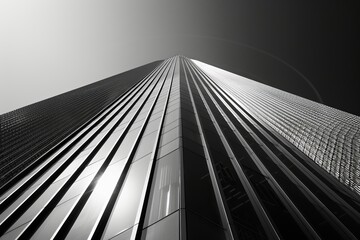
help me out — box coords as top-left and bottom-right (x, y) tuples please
(88, 57), (176, 240)
(133, 56), (177, 240)
(183, 59), (281, 240)
(178, 56), (187, 240)
(181, 58), (235, 240)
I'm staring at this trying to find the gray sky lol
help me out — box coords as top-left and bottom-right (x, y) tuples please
(1, 0), (358, 115)
(0, 0), (180, 114)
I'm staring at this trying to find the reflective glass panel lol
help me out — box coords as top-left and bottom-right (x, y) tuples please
(66, 160), (126, 239)
(30, 196), (78, 239)
(133, 131), (157, 161)
(141, 211), (179, 240)
(102, 156), (151, 239)
(144, 150), (181, 227)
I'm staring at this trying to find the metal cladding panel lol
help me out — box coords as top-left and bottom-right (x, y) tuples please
(0, 56), (359, 240)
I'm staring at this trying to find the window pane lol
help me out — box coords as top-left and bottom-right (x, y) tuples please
(158, 138), (181, 159)
(141, 211), (179, 240)
(102, 156), (152, 240)
(182, 149), (222, 226)
(1, 224), (27, 240)
(112, 130), (139, 161)
(108, 226), (134, 240)
(143, 117), (161, 136)
(144, 150), (181, 227)
(57, 172), (95, 206)
(134, 132), (158, 161)
(65, 160), (126, 240)
(31, 196), (78, 239)
(162, 119), (180, 133)
(160, 127), (180, 145)
(3, 176), (68, 233)
(186, 210), (227, 240)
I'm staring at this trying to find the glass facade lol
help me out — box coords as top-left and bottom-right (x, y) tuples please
(195, 60), (360, 195)
(0, 56), (359, 239)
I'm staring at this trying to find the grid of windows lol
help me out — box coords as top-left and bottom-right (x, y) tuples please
(0, 56), (359, 239)
(195, 60), (360, 194)
(0, 61), (161, 189)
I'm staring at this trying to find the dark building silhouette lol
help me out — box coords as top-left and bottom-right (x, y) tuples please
(0, 56), (359, 239)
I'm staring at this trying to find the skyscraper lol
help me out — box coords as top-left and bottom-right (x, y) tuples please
(0, 56), (359, 239)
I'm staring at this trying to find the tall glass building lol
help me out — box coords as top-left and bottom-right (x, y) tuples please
(0, 56), (359, 239)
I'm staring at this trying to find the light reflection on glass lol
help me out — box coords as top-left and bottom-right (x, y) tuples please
(158, 165), (180, 217)
(65, 160), (126, 240)
(142, 211), (179, 240)
(145, 151), (181, 227)
(31, 196), (78, 239)
(103, 156), (151, 240)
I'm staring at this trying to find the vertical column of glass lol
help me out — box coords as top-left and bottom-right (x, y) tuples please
(183, 58), (276, 240)
(96, 57), (177, 240)
(140, 57), (182, 240)
(178, 57), (231, 240)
